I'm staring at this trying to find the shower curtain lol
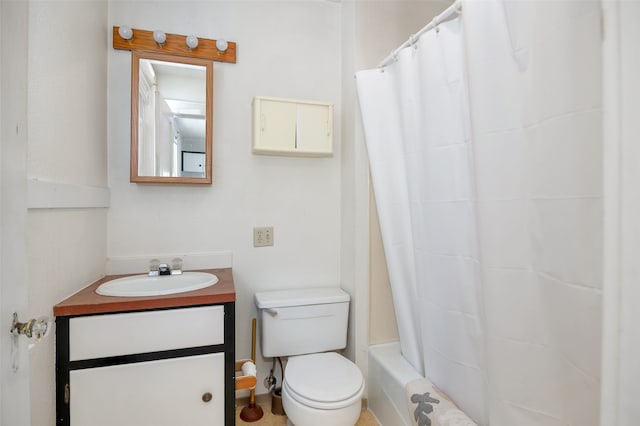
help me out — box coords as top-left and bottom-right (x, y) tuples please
(356, 1), (602, 425)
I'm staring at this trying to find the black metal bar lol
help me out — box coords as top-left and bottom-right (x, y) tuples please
(68, 344), (226, 370)
(55, 317), (70, 426)
(224, 302), (236, 426)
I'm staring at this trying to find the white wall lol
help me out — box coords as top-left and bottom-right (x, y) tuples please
(25, 2), (109, 425)
(369, 193), (399, 344)
(27, 2), (108, 187)
(1, 1), (30, 425)
(108, 1), (343, 395)
(617, 5), (640, 419)
(339, 0), (369, 379)
(602, 2), (640, 425)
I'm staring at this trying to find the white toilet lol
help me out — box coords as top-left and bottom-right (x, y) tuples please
(255, 288), (364, 426)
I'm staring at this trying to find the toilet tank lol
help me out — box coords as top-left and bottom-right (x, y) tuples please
(254, 287), (350, 357)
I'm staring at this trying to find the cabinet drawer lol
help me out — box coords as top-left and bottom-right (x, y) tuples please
(70, 352), (225, 426)
(69, 305), (224, 361)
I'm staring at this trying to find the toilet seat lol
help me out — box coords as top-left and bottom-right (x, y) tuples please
(284, 353), (364, 410)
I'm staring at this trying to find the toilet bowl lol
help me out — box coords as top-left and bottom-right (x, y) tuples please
(282, 352), (364, 426)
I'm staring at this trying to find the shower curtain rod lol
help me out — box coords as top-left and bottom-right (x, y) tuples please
(379, 0), (462, 68)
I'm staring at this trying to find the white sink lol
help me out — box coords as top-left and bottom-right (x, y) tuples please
(96, 272), (219, 297)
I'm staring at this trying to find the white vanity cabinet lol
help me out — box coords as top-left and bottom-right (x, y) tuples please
(54, 268), (236, 426)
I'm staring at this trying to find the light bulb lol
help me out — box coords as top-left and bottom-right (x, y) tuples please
(186, 35), (199, 49)
(216, 39), (228, 53)
(118, 26), (133, 40)
(153, 30), (166, 45)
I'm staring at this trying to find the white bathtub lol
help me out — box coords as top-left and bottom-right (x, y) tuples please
(368, 342), (422, 426)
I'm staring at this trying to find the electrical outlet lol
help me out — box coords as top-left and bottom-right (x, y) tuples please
(253, 226), (274, 247)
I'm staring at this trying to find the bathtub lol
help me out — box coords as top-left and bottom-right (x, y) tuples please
(368, 342), (422, 426)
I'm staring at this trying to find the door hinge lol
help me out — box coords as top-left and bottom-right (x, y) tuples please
(64, 384), (70, 404)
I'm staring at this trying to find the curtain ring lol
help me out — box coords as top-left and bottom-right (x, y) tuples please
(409, 34), (418, 50)
(387, 48), (398, 64)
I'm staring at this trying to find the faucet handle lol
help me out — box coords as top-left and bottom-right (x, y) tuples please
(148, 258), (161, 276)
(171, 258), (183, 275)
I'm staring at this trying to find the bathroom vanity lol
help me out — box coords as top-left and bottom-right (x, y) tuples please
(53, 268), (235, 426)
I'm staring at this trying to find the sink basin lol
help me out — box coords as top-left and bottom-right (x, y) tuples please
(96, 272), (219, 297)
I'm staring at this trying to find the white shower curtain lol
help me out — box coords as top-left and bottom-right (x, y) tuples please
(357, 1), (602, 425)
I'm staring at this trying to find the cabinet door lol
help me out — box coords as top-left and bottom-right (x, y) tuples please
(296, 103), (332, 155)
(254, 98), (297, 153)
(69, 353), (224, 426)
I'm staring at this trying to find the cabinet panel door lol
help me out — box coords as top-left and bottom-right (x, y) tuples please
(69, 305), (224, 360)
(255, 99), (296, 152)
(69, 353), (224, 426)
(296, 103), (332, 154)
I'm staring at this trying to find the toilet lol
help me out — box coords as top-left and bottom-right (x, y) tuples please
(254, 288), (364, 426)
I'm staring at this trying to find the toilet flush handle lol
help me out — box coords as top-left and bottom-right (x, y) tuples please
(264, 309), (278, 317)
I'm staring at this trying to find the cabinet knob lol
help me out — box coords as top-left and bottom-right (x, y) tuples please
(202, 392), (213, 403)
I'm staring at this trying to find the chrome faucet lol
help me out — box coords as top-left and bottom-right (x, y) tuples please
(148, 258), (183, 276)
(158, 263), (171, 275)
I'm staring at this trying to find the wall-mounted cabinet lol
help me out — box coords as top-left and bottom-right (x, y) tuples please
(253, 96), (333, 157)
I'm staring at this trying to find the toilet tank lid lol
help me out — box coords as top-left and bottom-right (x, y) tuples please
(255, 287), (349, 309)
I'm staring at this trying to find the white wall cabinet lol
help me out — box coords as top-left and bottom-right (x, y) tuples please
(253, 96), (333, 156)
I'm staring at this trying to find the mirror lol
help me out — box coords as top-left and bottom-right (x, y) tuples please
(130, 51), (213, 184)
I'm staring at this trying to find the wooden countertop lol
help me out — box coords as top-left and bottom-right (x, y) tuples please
(53, 268), (235, 317)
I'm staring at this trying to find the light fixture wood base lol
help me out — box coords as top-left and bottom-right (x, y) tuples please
(113, 27), (236, 63)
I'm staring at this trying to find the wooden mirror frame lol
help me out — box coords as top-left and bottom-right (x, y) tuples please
(130, 50), (213, 184)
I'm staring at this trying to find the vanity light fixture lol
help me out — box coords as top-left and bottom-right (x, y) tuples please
(216, 39), (228, 53)
(113, 26), (237, 63)
(118, 26), (133, 40)
(153, 30), (167, 45)
(186, 34), (199, 50)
